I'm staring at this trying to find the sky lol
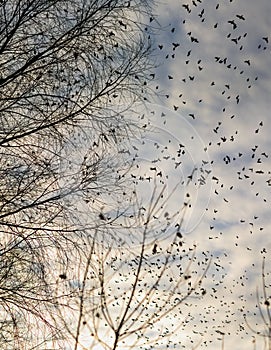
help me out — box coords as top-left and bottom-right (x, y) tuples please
(57, 1), (271, 349)
(2, 1), (271, 349)
(127, 0), (271, 349)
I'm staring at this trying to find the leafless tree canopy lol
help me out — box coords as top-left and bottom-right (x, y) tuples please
(0, 0), (155, 347)
(0, 0), (153, 226)
(0, 1), (210, 349)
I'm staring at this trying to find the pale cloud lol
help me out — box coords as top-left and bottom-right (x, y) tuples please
(140, 0), (271, 348)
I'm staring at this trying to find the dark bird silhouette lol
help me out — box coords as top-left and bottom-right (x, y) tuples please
(182, 4), (191, 13)
(118, 20), (127, 29)
(172, 42), (180, 50)
(228, 20), (237, 29)
(152, 243), (158, 254)
(198, 9), (204, 18)
(99, 213), (106, 220)
(176, 231), (182, 239)
(191, 36), (199, 43)
(236, 14), (245, 20)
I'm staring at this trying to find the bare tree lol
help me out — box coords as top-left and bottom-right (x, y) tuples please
(56, 184), (210, 350)
(0, 0), (154, 227)
(245, 257), (271, 350)
(0, 0), (155, 348)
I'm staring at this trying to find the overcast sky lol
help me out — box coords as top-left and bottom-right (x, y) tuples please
(137, 0), (271, 348)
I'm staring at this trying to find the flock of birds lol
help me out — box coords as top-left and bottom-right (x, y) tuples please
(123, 0), (271, 349)
(2, 1), (270, 349)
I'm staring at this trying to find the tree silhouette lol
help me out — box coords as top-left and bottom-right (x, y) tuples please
(0, 0), (156, 348)
(55, 185), (209, 350)
(0, 1), (212, 348)
(245, 257), (271, 350)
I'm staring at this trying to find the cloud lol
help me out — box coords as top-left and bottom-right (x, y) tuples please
(139, 0), (271, 348)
